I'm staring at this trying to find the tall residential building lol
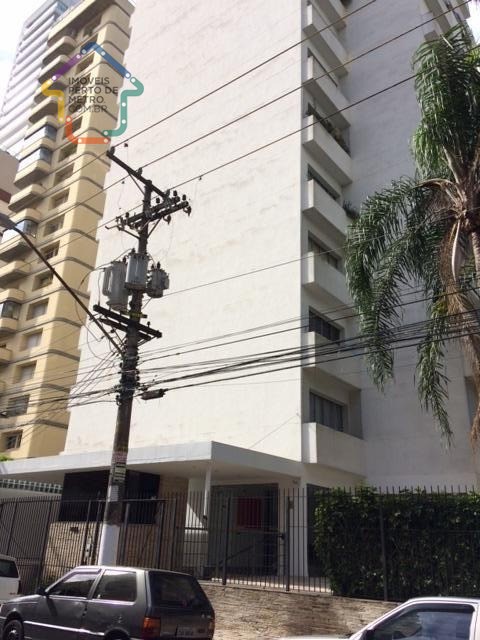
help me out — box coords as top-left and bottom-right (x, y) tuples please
(0, 0), (134, 459)
(0, 0), (80, 157)
(0, 0), (473, 497)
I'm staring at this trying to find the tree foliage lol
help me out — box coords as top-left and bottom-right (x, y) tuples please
(345, 25), (480, 442)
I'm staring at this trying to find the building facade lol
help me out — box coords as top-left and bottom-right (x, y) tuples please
(0, 0), (134, 459)
(0, 0), (80, 157)
(0, 0), (474, 490)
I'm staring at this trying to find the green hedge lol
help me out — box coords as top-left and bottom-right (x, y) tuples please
(314, 487), (480, 600)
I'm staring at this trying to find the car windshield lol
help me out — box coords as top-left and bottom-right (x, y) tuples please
(148, 572), (209, 608)
(0, 560), (18, 579)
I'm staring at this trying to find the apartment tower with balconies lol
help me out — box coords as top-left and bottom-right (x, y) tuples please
(0, 0), (80, 157)
(0, 0), (134, 458)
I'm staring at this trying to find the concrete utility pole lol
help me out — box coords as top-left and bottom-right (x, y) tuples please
(97, 149), (191, 564)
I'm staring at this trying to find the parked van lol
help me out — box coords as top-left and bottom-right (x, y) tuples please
(0, 555), (20, 602)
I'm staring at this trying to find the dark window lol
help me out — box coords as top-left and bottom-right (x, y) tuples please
(236, 497), (263, 529)
(0, 301), (21, 320)
(93, 571), (137, 602)
(148, 573), (209, 609)
(308, 236), (340, 270)
(4, 433), (22, 450)
(7, 395), (29, 416)
(309, 310), (340, 342)
(307, 164), (339, 201)
(49, 571), (99, 598)
(0, 559), (18, 578)
(371, 605), (473, 640)
(309, 392), (344, 431)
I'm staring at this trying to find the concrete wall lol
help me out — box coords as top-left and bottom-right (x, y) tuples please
(202, 583), (395, 640)
(66, 0), (305, 461)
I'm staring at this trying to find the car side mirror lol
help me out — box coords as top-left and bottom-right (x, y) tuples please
(36, 587), (48, 597)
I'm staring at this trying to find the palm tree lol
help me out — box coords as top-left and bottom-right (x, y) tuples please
(345, 24), (480, 443)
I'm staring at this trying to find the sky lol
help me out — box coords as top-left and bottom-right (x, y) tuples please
(0, 1), (478, 111)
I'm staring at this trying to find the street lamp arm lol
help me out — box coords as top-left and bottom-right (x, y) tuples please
(0, 213), (121, 354)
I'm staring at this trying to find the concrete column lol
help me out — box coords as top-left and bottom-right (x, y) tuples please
(184, 469), (211, 576)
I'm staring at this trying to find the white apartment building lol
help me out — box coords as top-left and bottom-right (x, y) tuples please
(1, 0), (475, 502)
(0, 0), (79, 156)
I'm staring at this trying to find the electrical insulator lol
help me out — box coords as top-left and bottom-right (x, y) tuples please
(102, 261), (128, 312)
(125, 252), (149, 290)
(146, 264), (170, 298)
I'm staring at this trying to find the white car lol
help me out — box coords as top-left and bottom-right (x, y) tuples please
(0, 555), (20, 603)
(281, 596), (479, 640)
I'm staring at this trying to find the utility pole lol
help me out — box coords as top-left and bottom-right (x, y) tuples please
(97, 148), (191, 564)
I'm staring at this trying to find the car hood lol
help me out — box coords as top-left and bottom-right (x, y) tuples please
(3, 594), (39, 606)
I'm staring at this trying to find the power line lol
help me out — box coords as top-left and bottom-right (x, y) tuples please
(11, 0), (469, 276)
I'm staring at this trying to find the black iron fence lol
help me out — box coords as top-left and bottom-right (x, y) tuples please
(1, 486), (479, 599)
(0, 489), (328, 595)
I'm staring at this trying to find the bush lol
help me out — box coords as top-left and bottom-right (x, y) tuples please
(314, 487), (480, 600)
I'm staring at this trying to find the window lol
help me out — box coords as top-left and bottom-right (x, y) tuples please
(76, 53), (94, 74)
(307, 164), (339, 201)
(27, 300), (48, 320)
(309, 391), (344, 431)
(308, 235), (340, 270)
(306, 104), (350, 154)
(23, 331), (42, 349)
(54, 165), (74, 185)
(44, 217), (64, 236)
(49, 571), (99, 598)
(23, 124), (57, 147)
(62, 117), (82, 139)
(309, 310), (340, 342)
(59, 143), (76, 162)
(236, 497), (263, 529)
(51, 191), (69, 209)
(17, 147), (53, 172)
(4, 432), (22, 450)
(370, 604), (473, 640)
(0, 559), (18, 578)
(83, 16), (101, 37)
(1, 219), (38, 243)
(0, 301), (21, 320)
(7, 395), (29, 416)
(93, 571), (137, 602)
(17, 363), (36, 382)
(148, 572), (209, 609)
(33, 272), (53, 290)
(42, 242), (60, 260)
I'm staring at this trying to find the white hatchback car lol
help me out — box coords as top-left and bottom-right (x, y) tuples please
(0, 555), (20, 603)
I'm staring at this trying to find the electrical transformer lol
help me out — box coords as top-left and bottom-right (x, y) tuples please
(102, 260), (128, 312)
(125, 252), (149, 290)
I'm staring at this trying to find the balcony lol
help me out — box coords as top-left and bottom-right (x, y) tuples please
(304, 3), (348, 78)
(424, 0), (464, 31)
(304, 54), (349, 129)
(10, 209), (42, 225)
(8, 184), (44, 212)
(302, 251), (350, 306)
(302, 331), (361, 388)
(302, 422), (365, 476)
(43, 35), (76, 65)
(318, 0), (346, 29)
(15, 158), (52, 190)
(38, 55), (70, 84)
(0, 347), (12, 365)
(0, 261), (31, 287)
(0, 318), (18, 336)
(0, 289), (24, 305)
(33, 76), (67, 105)
(303, 115), (352, 186)
(0, 235), (31, 262)
(303, 180), (349, 238)
(29, 97), (59, 124)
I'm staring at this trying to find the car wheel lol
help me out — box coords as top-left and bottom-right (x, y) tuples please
(3, 620), (23, 640)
